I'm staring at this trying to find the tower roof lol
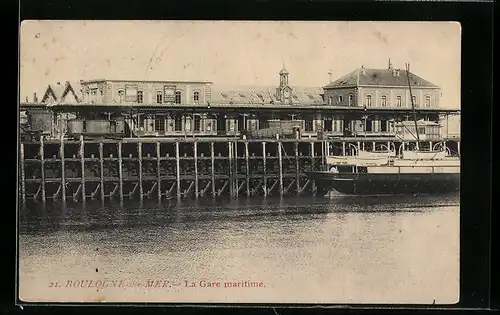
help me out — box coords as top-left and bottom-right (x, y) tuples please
(279, 66), (289, 75)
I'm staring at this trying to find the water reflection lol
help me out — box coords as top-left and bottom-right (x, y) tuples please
(18, 193), (460, 303)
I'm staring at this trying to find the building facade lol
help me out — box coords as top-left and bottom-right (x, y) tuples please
(24, 62), (454, 140)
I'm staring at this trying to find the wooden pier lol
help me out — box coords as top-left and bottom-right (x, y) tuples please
(19, 136), (461, 203)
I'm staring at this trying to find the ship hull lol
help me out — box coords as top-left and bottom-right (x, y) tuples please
(307, 171), (460, 195)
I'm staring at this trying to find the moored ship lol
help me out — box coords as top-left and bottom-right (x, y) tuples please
(307, 151), (460, 196)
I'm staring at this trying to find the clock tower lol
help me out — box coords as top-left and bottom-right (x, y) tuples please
(277, 65), (293, 104)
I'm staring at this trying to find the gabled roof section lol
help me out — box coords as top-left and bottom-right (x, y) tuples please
(40, 83), (66, 104)
(211, 85), (324, 105)
(62, 81), (83, 103)
(324, 68), (439, 89)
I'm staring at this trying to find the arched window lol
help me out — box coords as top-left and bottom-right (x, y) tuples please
(156, 91), (163, 104)
(338, 95), (343, 104)
(396, 95), (402, 107)
(328, 96), (332, 105)
(425, 96), (431, 107)
(412, 95), (418, 107)
(193, 91), (200, 103)
(117, 90), (124, 103)
(175, 91), (182, 104)
(137, 91), (143, 103)
(381, 95), (387, 107)
(348, 94), (353, 106)
(366, 95), (372, 107)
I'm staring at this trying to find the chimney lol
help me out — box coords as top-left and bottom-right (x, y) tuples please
(57, 82), (61, 85)
(361, 66), (366, 76)
(33, 92), (38, 103)
(328, 70), (333, 83)
(388, 58), (393, 70)
(25, 96), (28, 103)
(392, 68), (397, 76)
(396, 69), (400, 77)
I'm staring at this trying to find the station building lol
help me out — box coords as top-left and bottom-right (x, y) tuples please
(23, 60), (458, 141)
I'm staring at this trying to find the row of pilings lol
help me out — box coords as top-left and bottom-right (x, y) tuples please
(19, 136), (461, 204)
(19, 137), (330, 204)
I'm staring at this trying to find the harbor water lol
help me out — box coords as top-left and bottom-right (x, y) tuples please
(18, 194), (459, 304)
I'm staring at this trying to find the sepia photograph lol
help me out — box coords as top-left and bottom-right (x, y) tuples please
(18, 20), (461, 304)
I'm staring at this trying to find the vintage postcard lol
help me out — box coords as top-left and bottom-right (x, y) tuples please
(18, 20), (461, 304)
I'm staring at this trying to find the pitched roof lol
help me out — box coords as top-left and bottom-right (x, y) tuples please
(41, 83), (66, 103)
(210, 85), (324, 105)
(63, 81), (83, 102)
(323, 68), (439, 89)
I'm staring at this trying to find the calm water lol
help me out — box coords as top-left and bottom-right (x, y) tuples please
(18, 194), (460, 304)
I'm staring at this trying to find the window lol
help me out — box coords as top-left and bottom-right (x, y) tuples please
(348, 94), (353, 106)
(425, 96), (431, 107)
(418, 127), (426, 135)
(174, 116), (182, 131)
(117, 90), (124, 103)
(338, 95), (343, 103)
(193, 91), (200, 103)
(156, 91), (163, 104)
(305, 120), (314, 132)
(412, 96), (418, 107)
(328, 96), (332, 105)
(155, 116), (165, 132)
(175, 91), (182, 104)
(396, 96), (402, 107)
(366, 95), (372, 107)
(137, 91), (143, 103)
(194, 116), (201, 132)
(381, 95), (387, 107)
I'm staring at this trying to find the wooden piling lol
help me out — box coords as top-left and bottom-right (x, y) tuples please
(194, 141), (199, 199)
(156, 141), (161, 202)
(310, 141), (315, 195)
(99, 141), (104, 201)
(372, 141), (376, 151)
(295, 141), (300, 195)
(60, 136), (66, 202)
(20, 143), (25, 204)
(234, 141), (239, 197)
(262, 142), (267, 197)
(176, 141), (181, 199)
(245, 141), (250, 197)
(138, 142), (143, 200)
(278, 141), (283, 197)
(228, 142), (233, 197)
(342, 142), (346, 156)
(118, 141), (123, 202)
(40, 137), (46, 203)
(211, 142), (216, 198)
(79, 135), (85, 203)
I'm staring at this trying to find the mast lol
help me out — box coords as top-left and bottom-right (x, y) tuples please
(405, 62), (421, 148)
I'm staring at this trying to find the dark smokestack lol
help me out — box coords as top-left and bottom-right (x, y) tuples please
(33, 92), (38, 103)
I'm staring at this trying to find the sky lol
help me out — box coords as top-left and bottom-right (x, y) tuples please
(19, 20), (461, 111)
